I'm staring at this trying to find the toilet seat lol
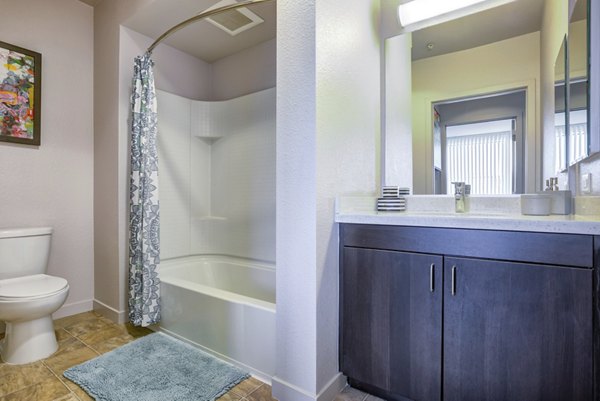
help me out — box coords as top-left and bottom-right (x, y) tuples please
(0, 274), (69, 301)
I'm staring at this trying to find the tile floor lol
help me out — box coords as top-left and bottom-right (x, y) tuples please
(333, 386), (385, 401)
(0, 311), (277, 401)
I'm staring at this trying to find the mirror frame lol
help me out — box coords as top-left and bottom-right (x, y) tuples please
(589, 0), (600, 155)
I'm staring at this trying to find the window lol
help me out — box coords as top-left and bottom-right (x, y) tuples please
(446, 120), (514, 195)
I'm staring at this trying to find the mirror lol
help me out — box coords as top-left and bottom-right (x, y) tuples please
(384, 0), (587, 194)
(554, 37), (567, 173)
(567, 0), (589, 166)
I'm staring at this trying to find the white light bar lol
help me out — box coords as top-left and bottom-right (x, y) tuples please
(398, 0), (488, 27)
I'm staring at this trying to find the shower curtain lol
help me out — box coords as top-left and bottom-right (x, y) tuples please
(128, 53), (161, 327)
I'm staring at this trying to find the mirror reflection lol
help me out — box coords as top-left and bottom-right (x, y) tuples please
(554, 37), (567, 173)
(568, 0), (589, 166)
(389, 0), (588, 194)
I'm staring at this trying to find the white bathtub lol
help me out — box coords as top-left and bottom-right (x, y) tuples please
(159, 255), (276, 381)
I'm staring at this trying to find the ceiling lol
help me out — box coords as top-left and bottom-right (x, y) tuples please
(124, 0), (276, 63)
(77, 0), (102, 7)
(412, 0), (545, 60)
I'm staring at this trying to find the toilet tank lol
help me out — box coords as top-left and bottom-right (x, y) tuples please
(0, 227), (53, 280)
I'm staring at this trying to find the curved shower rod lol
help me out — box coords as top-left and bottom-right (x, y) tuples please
(146, 0), (276, 54)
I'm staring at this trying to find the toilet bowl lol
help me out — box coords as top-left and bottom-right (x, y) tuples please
(0, 227), (70, 364)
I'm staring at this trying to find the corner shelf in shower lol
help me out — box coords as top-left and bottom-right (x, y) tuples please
(193, 216), (227, 221)
(194, 134), (224, 144)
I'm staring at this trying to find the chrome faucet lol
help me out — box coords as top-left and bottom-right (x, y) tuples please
(452, 182), (470, 213)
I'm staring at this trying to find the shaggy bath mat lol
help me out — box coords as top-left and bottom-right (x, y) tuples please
(63, 332), (249, 401)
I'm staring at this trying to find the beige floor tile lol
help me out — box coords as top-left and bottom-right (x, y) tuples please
(52, 394), (80, 401)
(217, 391), (244, 401)
(364, 395), (386, 401)
(230, 377), (264, 397)
(53, 312), (99, 329)
(2, 312), (258, 401)
(122, 322), (154, 338)
(245, 384), (276, 401)
(77, 325), (126, 347)
(69, 386), (95, 401)
(62, 318), (114, 338)
(0, 376), (70, 401)
(86, 333), (136, 354)
(43, 338), (98, 376)
(59, 376), (82, 391)
(334, 386), (368, 401)
(55, 328), (73, 342)
(0, 361), (55, 397)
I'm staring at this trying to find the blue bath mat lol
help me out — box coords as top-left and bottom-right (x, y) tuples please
(63, 332), (249, 401)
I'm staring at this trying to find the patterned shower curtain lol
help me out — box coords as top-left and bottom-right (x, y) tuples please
(128, 53), (161, 327)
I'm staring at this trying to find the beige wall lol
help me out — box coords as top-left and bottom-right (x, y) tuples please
(120, 27), (213, 101)
(0, 0), (94, 317)
(211, 38), (276, 101)
(412, 32), (541, 194)
(95, 0), (215, 321)
(93, 0), (153, 322)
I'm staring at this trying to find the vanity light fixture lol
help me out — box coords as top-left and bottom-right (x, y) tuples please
(397, 0), (514, 28)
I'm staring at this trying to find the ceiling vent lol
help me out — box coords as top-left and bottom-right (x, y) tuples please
(204, 0), (264, 36)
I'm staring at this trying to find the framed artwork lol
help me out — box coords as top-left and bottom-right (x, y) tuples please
(0, 40), (41, 146)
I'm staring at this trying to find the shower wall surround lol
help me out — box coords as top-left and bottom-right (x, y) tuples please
(157, 87), (276, 263)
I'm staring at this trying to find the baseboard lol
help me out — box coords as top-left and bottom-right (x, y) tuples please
(52, 299), (94, 319)
(93, 299), (128, 324)
(317, 373), (347, 401)
(272, 373), (346, 401)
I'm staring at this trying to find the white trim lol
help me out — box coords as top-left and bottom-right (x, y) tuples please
(316, 373), (347, 401)
(52, 299), (93, 319)
(271, 373), (346, 401)
(93, 299), (127, 324)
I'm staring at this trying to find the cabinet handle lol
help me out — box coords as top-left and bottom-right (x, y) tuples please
(451, 265), (457, 296)
(430, 264), (435, 292)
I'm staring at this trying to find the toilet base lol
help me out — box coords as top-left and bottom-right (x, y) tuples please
(1, 316), (58, 364)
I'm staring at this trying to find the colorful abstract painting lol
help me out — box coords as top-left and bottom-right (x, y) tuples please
(0, 41), (41, 146)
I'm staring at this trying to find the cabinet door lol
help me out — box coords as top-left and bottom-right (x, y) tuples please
(444, 257), (592, 401)
(341, 247), (442, 400)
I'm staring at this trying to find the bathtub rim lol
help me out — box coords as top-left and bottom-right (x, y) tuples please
(161, 254), (275, 271)
(160, 254), (276, 312)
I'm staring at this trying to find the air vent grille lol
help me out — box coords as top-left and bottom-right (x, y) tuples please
(204, 0), (264, 36)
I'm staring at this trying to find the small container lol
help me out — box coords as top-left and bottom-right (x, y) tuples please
(547, 190), (572, 215)
(521, 194), (552, 216)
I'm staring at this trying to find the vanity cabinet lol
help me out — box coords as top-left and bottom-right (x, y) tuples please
(341, 247), (442, 400)
(340, 224), (595, 401)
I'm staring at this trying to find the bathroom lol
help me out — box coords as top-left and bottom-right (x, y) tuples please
(0, 0), (599, 401)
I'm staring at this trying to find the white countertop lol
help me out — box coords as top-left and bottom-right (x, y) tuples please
(335, 196), (600, 235)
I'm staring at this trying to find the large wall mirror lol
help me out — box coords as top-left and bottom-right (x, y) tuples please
(555, 36), (567, 173)
(383, 0), (595, 195)
(567, 0), (589, 166)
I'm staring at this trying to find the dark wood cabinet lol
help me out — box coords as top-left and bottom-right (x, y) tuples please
(443, 257), (592, 401)
(341, 247), (442, 400)
(339, 224), (596, 401)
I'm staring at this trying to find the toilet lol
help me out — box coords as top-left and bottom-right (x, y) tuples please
(0, 227), (69, 364)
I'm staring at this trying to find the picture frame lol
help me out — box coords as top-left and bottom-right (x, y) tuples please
(0, 40), (41, 146)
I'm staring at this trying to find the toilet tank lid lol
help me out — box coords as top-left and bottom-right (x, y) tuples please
(0, 227), (53, 239)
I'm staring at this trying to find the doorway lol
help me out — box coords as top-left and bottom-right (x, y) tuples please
(433, 90), (526, 195)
